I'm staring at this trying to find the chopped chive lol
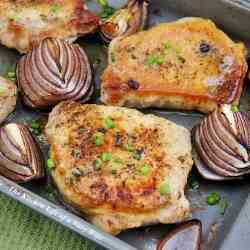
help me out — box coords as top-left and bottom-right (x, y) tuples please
(47, 158), (55, 170)
(231, 105), (239, 112)
(94, 159), (103, 170)
(207, 192), (221, 206)
(30, 119), (42, 135)
(93, 132), (104, 146)
(31, 119), (41, 129)
(220, 199), (229, 215)
(175, 46), (182, 55)
(147, 55), (158, 66)
(110, 52), (116, 63)
(164, 41), (172, 50)
(138, 164), (151, 176)
(114, 157), (123, 164)
(51, 4), (61, 13)
(125, 143), (135, 152)
(6, 71), (16, 81)
(147, 54), (165, 66)
(101, 152), (112, 162)
(73, 148), (81, 158)
(159, 183), (171, 196)
(190, 179), (199, 190)
(0, 86), (5, 96)
(133, 152), (141, 160)
(111, 169), (117, 175)
(97, 0), (108, 6)
(105, 117), (115, 129)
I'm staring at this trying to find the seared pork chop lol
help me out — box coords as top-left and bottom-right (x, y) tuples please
(45, 101), (193, 235)
(0, 0), (99, 53)
(101, 18), (248, 113)
(0, 77), (17, 124)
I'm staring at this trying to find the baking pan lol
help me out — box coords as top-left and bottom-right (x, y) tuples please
(0, 0), (250, 249)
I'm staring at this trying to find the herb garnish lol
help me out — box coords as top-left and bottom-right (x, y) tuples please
(101, 152), (112, 162)
(105, 117), (115, 129)
(6, 71), (16, 81)
(73, 148), (81, 158)
(47, 158), (55, 171)
(97, 0), (116, 19)
(147, 54), (164, 66)
(94, 159), (103, 170)
(190, 179), (199, 190)
(93, 132), (104, 146)
(220, 198), (229, 215)
(164, 41), (172, 50)
(138, 164), (151, 176)
(159, 183), (171, 196)
(231, 105), (239, 112)
(125, 143), (135, 152)
(50, 4), (61, 14)
(0, 86), (5, 96)
(30, 119), (43, 135)
(207, 192), (221, 206)
(114, 157), (123, 164)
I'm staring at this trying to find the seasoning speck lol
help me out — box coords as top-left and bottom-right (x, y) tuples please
(127, 79), (140, 90)
(200, 42), (210, 53)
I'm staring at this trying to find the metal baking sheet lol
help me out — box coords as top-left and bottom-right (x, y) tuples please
(1, 0), (250, 249)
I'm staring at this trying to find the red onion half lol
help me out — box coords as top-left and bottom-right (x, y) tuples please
(0, 123), (44, 183)
(17, 38), (94, 109)
(157, 220), (202, 250)
(100, 0), (149, 43)
(193, 105), (250, 181)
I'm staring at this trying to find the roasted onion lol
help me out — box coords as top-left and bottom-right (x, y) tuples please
(192, 105), (250, 180)
(17, 38), (94, 109)
(0, 123), (44, 183)
(100, 0), (149, 43)
(157, 220), (202, 250)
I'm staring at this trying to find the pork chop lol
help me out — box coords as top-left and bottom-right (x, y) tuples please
(0, 0), (99, 53)
(101, 17), (248, 113)
(45, 101), (193, 235)
(0, 76), (17, 124)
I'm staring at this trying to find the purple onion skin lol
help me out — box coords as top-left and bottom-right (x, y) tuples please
(0, 123), (44, 183)
(193, 105), (250, 181)
(100, 0), (149, 43)
(157, 220), (202, 250)
(17, 38), (93, 109)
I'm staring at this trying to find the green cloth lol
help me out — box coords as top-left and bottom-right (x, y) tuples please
(0, 193), (101, 250)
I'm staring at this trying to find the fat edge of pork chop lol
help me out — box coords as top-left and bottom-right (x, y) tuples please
(0, 0), (99, 53)
(101, 17), (248, 113)
(45, 101), (193, 235)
